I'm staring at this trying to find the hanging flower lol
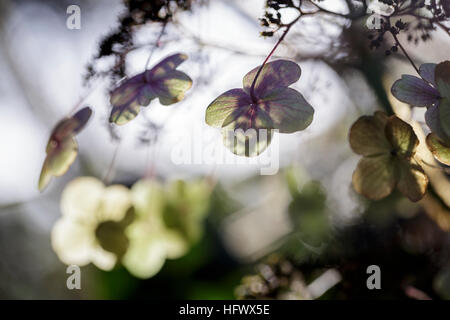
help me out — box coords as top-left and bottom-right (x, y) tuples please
(39, 107), (92, 191)
(349, 111), (428, 202)
(51, 177), (133, 271)
(109, 53), (192, 125)
(123, 179), (211, 279)
(391, 61), (450, 165)
(205, 60), (314, 156)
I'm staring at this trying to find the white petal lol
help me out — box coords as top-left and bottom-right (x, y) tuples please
(61, 177), (104, 222)
(99, 185), (132, 222)
(123, 234), (167, 279)
(51, 218), (94, 266)
(90, 244), (117, 271)
(131, 179), (165, 219)
(164, 230), (188, 259)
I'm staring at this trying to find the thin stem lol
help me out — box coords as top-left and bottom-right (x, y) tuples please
(249, 14), (301, 101)
(145, 21), (168, 70)
(390, 30), (421, 77)
(247, 0), (365, 101)
(103, 143), (121, 185)
(68, 80), (102, 115)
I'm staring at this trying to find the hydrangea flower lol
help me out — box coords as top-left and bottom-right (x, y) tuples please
(392, 61), (450, 165)
(205, 60), (314, 157)
(349, 111), (428, 202)
(123, 179), (211, 279)
(39, 107), (92, 191)
(163, 179), (211, 244)
(122, 180), (187, 279)
(52, 177), (133, 271)
(109, 53), (192, 125)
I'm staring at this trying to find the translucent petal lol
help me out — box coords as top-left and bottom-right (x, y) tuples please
(205, 89), (252, 127)
(352, 155), (397, 200)
(349, 112), (391, 156)
(391, 75), (440, 107)
(109, 53), (191, 125)
(397, 158), (428, 202)
(385, 115), (419, 157)
(259, 87), (314, 134)
(426, 133), (450, 165)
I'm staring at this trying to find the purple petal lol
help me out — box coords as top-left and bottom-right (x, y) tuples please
(242, 60), (301, 98)
(109, 100), (141, 125)
(425, 103), (448, 142)
(391, 75), (440, 107)
(52, 107), (92, 141)
(145, 53), (188, 82)
(258, 87), (314, 133)
(71, 107), (93, 133)
(419, 63), (437, 86)
(110, 73), (146, 107)
(109, 54), (192, 125)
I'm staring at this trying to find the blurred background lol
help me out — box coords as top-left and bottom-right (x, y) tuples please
(0, 0), (449, 299)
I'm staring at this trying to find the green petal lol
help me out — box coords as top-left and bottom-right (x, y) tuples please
(163, 180), (211, 243)
(39, 108), (91, 191)
(152, 70), (192, 105)
(205, 89), (252, 127)
(109, 100), (141, 126)
(38, 162), (52, 192)
(426, 133), (450, 165)
(352, 154), (397, 200)
(207, 89), (275, 156)
(38, 138), (78, 191)
(435, 61), (450, 98)
(349, 111), (391, 156)
(396, 158), (428, 202)
(385, 115), (419, 157)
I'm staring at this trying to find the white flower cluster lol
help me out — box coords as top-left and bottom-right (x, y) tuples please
(52, 176), (211, 278)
